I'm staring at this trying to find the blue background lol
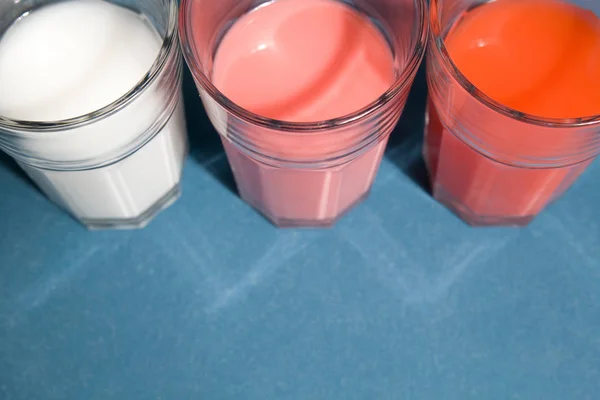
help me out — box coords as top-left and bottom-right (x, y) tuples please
(1, 66), (599, 399)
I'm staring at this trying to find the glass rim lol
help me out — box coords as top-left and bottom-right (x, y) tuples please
(0, 0), (179, 133)
(179, 0), (429, 133)
(429, 0), (600, 128)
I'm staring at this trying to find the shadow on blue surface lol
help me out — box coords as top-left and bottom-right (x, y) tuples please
(385, 63), (430, 195)
(0, 151), (31, 186)
(182, 67), (239, 196)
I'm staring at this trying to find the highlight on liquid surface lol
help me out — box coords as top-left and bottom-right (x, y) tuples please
(0, 0), (161, 122)
(211, 0), (396, 122)
(445, 0), (600, 119)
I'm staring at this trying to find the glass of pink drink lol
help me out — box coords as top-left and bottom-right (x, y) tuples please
(180, 0), (427, 227)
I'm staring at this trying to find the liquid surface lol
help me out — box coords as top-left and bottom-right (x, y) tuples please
(211, 0), (395, 122)
(446, 0), (600, 119)
(0, 0), (161, 121)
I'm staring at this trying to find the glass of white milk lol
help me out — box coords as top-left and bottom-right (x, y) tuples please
(0, 0), (188, 229)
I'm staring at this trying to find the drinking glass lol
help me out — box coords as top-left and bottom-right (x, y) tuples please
(0, 0), (187, 230)
(425, 0), (600, 226)
(180, 0), (428, 227)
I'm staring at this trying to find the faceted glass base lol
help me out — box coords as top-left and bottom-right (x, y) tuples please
(80, 184), (181, 230)
(433, 184), (534, 227)
(223, 135), (387, 229)
(423, 100), (594, 228)
(246, 190), (371, 228)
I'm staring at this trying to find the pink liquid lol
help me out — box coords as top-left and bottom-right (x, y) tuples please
(213, 0), (394, 122)
(210, 0), (397, 226)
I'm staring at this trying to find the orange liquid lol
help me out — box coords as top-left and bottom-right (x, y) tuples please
(447, 0), (600, 119)
(426, 0), (600, 224)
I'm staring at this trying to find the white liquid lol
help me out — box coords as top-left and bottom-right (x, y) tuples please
(0, 0), (187, 226)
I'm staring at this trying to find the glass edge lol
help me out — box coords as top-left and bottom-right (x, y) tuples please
(179, 0), (430, 133)
(0, 0), (180, 133)
(429, 0), (600, 129)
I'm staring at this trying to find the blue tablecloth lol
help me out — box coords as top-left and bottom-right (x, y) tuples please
(1, 67), (599, 400)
